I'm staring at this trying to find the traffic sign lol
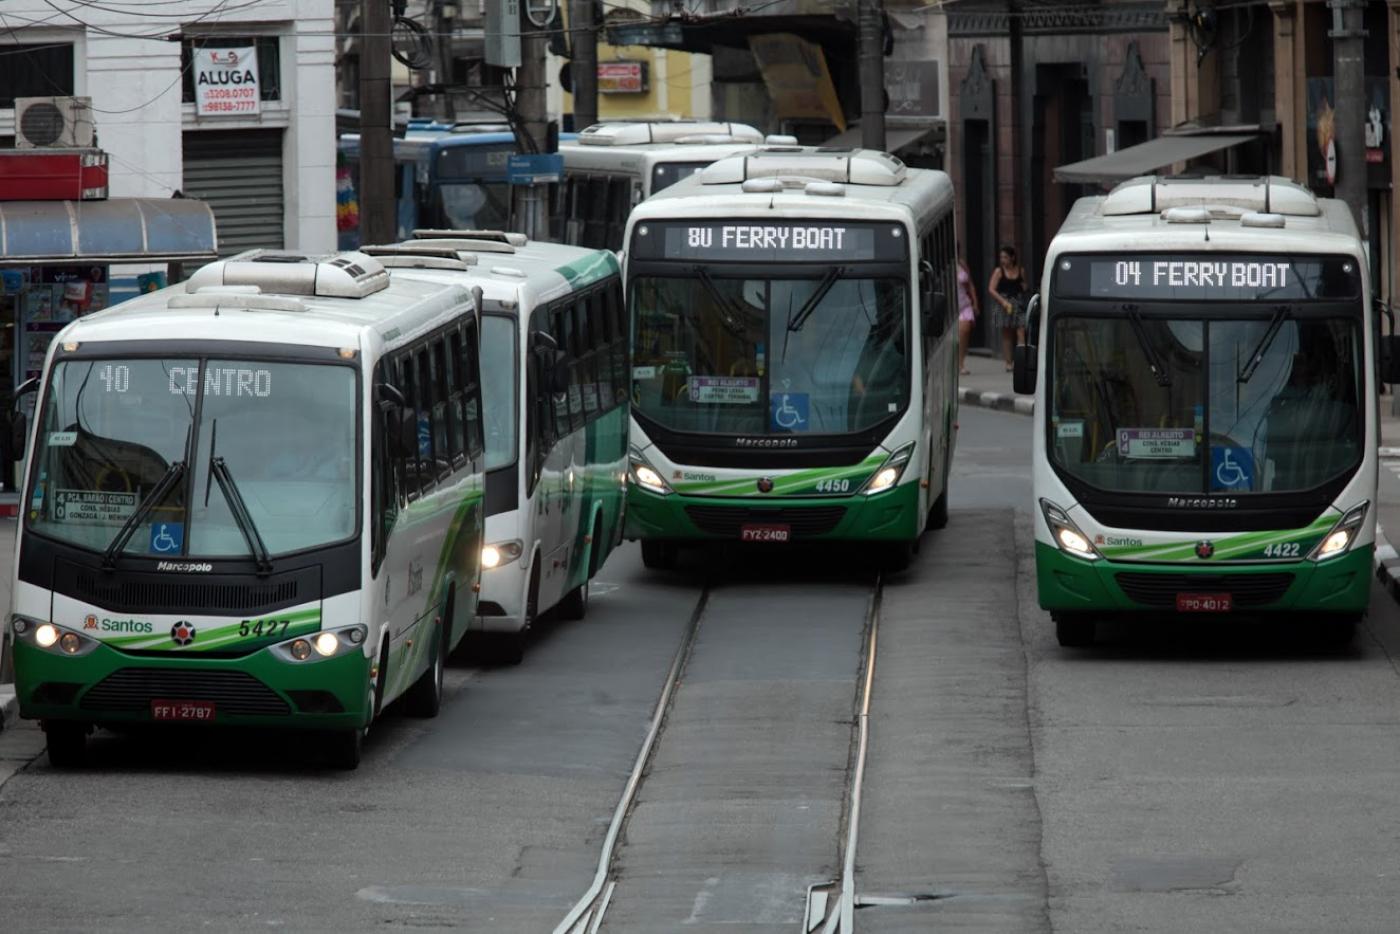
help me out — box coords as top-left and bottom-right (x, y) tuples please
(507, 153), (564, 185)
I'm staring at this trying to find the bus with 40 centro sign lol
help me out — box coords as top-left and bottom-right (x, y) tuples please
(10, 250), (487, 768)
(622, 147), (961, 570)
(1015, 175), (1400, 646)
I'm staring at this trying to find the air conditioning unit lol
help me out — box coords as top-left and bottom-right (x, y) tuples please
(14, 96), (95, 149)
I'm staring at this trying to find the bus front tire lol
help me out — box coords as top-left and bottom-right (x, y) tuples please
(881, 540), (916, 574)
(405, 617), (447, 719)
(327, 728), (363, 770)
(1314, 613), (1360, 648)
(1054, 613), (1096, 648)
(926, 488), (949, 531)
(641, 540), (677, 570)
(44, 721), (87, 768)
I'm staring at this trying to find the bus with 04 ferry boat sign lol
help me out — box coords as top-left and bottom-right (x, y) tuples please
(1013, 175), (1400, 646)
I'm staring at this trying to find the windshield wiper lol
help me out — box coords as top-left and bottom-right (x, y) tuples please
(694, 266), (748, 337)
(1125, 305), (1172, 388)
(101, 461), (186, 569)
(787, 267), (842, 334)
(210, 457), (273, 574)
(1238, 305), (1292, 384)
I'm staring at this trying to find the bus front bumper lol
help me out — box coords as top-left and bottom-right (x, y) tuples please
(13, 638), (374, 730)
(625, 482), (921, 543)
(1035, 542), (1374, 616)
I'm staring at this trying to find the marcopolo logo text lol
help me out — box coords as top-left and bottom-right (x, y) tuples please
(156, 560), (214, 573)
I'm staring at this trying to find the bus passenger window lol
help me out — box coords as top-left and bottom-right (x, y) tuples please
(414, 347), (436, 490)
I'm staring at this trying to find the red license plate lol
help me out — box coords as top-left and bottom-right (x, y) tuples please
(740, 524), (791, 543)
(1176, 593), (1233, 613)
(151, 700), (216, 722)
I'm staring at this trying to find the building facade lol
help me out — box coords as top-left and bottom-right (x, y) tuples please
(1, 0), (337, 257)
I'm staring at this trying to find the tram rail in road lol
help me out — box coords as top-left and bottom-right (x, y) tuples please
(555, 562), (885, 934)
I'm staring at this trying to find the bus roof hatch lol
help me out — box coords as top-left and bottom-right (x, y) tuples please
(701, 147), (906, 187)
(577, 121), (764, 146)
(1101, 175), (1321, 218)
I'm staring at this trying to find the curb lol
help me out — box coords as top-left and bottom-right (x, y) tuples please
(958, 386), (1035, 416)
(1376, 523), (1400, 600)
(0, 685), (14, 735)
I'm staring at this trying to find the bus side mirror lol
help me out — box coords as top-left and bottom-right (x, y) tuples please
(919, 260), (947, 340)
(1382, 334), (1400, 384)
(1012, 344), (1037, 394)
(11, 377), (39, 459)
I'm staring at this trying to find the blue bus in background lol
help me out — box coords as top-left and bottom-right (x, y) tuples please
(337, 126), (576, 248)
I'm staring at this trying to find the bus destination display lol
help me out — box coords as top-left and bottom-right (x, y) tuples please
(1054, 254), (1359, 301)
(634, 221), (905, 263)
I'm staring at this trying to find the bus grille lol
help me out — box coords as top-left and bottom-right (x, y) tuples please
(59, 561), (315, 614)
(79, 668), (291, 716)
(1114, 572), (1296, 609)
(684, 505), (847, 538)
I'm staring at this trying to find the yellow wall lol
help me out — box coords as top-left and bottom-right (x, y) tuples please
(558, 45), (712, 123)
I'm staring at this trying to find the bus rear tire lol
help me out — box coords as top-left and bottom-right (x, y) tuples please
(44, 721), (87, 768)
(1054, 613), (1096, 648)
(558, 580), (588, 620)
(327, 728), (363, 770)
(641, 540), (677, 570)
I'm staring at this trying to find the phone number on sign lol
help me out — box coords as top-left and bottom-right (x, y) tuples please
(200, 100), (259, 113)
(204, 87), (257, 100)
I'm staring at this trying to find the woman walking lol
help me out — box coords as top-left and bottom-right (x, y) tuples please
(988, 245), (1028, 371)
(956, 251), (979, 376)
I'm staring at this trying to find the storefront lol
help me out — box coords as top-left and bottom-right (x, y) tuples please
(0, 196), (218, 505)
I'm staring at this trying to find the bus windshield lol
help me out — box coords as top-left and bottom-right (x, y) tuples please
(480, 315), (518, 471)
(433, 181), (511, 230)
(630, 275), (908, 436)
(1048, 314), (1363, 494)
(651, 161), (709, 193)
(29, 358), (358, 558)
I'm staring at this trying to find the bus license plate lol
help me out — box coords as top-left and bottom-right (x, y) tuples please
(740, 524), (790, 543)
(1176, 593), (1232, 613)
(151, 700), (216, 722)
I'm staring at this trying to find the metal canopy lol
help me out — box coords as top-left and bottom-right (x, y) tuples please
(1053, 133), (1256, 185)
(0, 198), (218, 265)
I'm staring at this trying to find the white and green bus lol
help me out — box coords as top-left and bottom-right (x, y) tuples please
(1016, 175), (1399, 646)
(10, 250), (486, 768)
(622, 147), (960, 570)
(558, 121), (768, 250)
(362, 231), (629, 662)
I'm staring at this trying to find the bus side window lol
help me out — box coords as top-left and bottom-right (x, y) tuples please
(575, 297), (600, 419)
(609, 279), (627, 407)
(528, 307), (554, 485)
(371, 360), (399, 571)
(605, 177), (628, 251)
(396, 355), (421, 499)
(446, 327), (467, 463)
(590, 290), (614, 414)
(414, 346), (437, 492)
(431, 336), (456, 474)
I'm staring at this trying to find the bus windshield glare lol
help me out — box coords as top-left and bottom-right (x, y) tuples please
(480, 315), (518, 471)
(28, 358), (358, 557)
(434, 181), (510, 230)
(630, 275), (909, 436)
(1048, 270), (1364, 496)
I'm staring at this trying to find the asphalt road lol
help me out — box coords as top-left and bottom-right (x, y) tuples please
(5, 406), (1400, 932)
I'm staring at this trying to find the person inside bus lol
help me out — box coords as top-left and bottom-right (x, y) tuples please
(1260, 329), (1355, 490)
(988, 245), (1028, 372)
(848, 281), (908, 431)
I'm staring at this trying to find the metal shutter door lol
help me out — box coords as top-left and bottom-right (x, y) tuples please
(182, 129), (284, 255)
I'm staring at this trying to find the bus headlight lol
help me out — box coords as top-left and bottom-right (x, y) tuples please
(1041, 499), (1101, 561)
(482, 540), (523, 569)
(12, 617), (99, 657)
(629, 448), (673, 496)
(272, 625), (368, 663)
(865, 442), (915, 495)
(1311, 502), (1369, 561)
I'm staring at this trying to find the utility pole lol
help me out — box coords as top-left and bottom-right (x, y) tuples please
(359, 0), (396, 245)
(858, 0), (886, 151)
(1329, 0), (1367, 236)
(436, 0), (457, 122)
(513, 1), (551, 240)
(570, 0), (598, 131)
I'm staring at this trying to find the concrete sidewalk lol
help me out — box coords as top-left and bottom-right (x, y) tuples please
(0, 519), (16, 733)
(953, 350), (1400, 604)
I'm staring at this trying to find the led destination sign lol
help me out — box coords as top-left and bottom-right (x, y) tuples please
(1054, 254), (1360, 301)
(632, 221), (906, 263)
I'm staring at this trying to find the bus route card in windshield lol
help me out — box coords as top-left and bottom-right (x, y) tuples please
(1053, 254), (1360, 302)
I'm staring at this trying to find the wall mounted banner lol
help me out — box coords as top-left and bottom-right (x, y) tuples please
(194, 46), (260, 116)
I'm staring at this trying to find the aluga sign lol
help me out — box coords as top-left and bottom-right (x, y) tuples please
(1016, 175), (1392, 648)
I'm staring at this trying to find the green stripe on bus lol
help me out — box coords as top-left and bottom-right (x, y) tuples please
(554, 251), (620, 290)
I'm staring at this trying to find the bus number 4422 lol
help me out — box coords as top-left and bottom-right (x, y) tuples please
(1263, 542), (1301, 558)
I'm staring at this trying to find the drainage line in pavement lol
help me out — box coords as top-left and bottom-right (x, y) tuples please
(553, 585), (712, 934)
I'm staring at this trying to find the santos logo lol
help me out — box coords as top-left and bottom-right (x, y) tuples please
(83, 614), (154, 634)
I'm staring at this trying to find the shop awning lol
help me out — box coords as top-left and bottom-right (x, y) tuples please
(823, 125), (939, 154)
(1053, 133), (1256, 185)
(0, 198), (218, 265)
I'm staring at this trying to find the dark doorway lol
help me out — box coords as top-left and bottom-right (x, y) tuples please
(1031, 64), (1095, 273)
(962, 118), (995, 348)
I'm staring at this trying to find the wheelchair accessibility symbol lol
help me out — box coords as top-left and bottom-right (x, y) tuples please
(150, 522), (184, 555)
(1210, 446), (1254, 491)
(770, 392), (809, 432)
